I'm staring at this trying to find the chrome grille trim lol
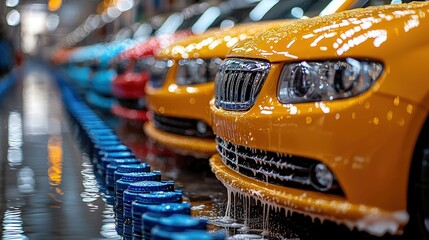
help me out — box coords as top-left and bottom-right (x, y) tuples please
(215, 58), (270, 111)
(215, 137), (343, 195)
(216, 138), (308, 172)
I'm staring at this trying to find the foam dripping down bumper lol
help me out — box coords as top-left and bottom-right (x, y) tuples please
(209, 153), (409, 236)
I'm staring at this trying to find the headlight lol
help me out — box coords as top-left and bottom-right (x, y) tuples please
(277, 58), (383, 103)
(111, 59), (129, 75)
(176, 58), (222, 86)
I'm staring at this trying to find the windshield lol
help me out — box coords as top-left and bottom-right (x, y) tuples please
(253, 0), (426, 22)
(362, 0), (425, 7)
(245, 0), (331, 21)
(191, 3), (258, 34)
(154, 3), (212, 36)
(156, 2), (258, 35)
(208, 4), (257, 28)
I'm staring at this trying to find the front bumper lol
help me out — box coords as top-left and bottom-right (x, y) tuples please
(144, 122), (216, 158)
(210, 153), (409, 235)
(111, 104), (148, 122)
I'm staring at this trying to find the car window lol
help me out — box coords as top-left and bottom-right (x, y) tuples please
(208, 4), (257, 28)
(259, 0), (330, 20)
(362, 0), (425, 7)
(177, 13), (205, 31)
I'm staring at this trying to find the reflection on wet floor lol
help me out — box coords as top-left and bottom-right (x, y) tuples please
(1, 63), (106, 239)
(0, 62), (406, 239)
(2, 207), (25, 239)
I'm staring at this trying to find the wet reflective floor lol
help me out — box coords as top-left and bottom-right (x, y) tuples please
(0, 62), (406, 239)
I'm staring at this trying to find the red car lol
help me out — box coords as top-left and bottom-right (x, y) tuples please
(111, 32), (192, 123)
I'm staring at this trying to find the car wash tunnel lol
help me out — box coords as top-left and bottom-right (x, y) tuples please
(1, 0), (429, 239)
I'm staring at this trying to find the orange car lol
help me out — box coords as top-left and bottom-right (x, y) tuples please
(210, 1), (429, 237)
(144, 0), (370, 158)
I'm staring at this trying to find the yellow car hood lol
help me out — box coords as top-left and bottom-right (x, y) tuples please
(229, 2), (429, 62)
(157, 20), (291, 60)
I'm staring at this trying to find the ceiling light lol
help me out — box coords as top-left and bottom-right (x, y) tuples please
(116, 0), (134, 12)
(107, 7), (121, 19)
(6, 0), (19, 8)
(6, 9), (20, 26)
(46, 13), (60, 31)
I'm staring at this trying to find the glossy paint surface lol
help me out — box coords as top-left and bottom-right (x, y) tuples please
(210, 2), (429, 232)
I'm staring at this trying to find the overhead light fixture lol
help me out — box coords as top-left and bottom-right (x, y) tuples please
(46, 13), (60, 31)
(191, 6), (221, 34)
(21, 8), (47, 53)
(85, 14), (101, 31)
(319, 0), (346, 16)
(249, 0), (279, 21)
(107, 7), (121, 19)
(6, 9), (20, 26)
(291, 7), (304, 19)
(102, 13), (113, 23)
(116, 0), (134, 12)
(6, 0), (19, 8)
